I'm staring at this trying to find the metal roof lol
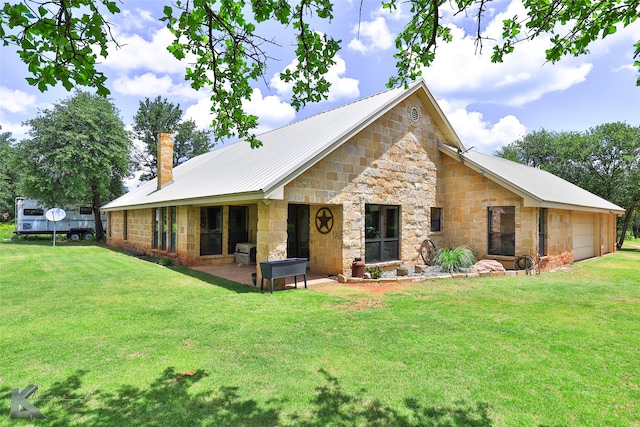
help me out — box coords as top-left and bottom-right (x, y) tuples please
(440, 144), (625, 214)
(102, 80), (462, 211)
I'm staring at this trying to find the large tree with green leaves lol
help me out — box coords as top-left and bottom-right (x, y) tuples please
(2, 0), (639, 146)
(15, 91), (131, 240)
(497, 123), (640, 248)
(132, 96), (214, 181)
(0, 127), (20, 221)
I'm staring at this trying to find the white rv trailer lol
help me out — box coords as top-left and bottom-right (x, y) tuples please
(14, 197), (106, 240)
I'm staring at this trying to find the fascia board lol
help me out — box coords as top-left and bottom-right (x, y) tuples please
(100, 191), (266, 211)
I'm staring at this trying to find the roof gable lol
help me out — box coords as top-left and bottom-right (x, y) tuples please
(103, 79), (462, 210)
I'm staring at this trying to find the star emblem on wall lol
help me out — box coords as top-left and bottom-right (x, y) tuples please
(315, 207), (334, 234)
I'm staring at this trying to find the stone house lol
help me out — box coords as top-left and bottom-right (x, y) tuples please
(102, 80), (624, 282)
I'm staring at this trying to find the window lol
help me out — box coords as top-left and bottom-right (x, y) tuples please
(160, 207), (167, 251)
(430, 207), (442, 232)
(79, 207), (93, 215)
(152, 209), (159, 249)
(200, 207), (222, 256)
(169, 206), (177, 253)
(365, 205), (400, 262)
(23, 209), (44, 216)
(228, 206), (249, 255)
(539, 208), (547, 256)
(123, 210), (128, 241)
(488, 206), (515, 256)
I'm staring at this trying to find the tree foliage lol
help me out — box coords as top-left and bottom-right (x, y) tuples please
(497, 123), (640, 248)
(2, 0), (639, 144)
(0, 127), (20, 221)
(15, 91), (131, 240)
(132, 96), (214, 182)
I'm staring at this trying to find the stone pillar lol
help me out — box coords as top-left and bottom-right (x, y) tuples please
(256, 199), (288, 290)
(157, 133), (174, 190)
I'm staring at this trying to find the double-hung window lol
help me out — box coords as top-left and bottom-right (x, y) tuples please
(365, 205), (400, 262)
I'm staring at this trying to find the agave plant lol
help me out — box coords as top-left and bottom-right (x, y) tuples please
(433, 246), (476, 274)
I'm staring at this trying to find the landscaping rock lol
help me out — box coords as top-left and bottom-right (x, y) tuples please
(473, 259), (506, 272)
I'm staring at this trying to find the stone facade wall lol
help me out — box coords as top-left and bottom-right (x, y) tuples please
(439, 155), (522, 262)
(107, 209), (152, 251)
(285, 94), (444, 275)
(542, 209), (574, 269)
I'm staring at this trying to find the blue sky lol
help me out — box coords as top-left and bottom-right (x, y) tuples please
(1, 0), (639, 157)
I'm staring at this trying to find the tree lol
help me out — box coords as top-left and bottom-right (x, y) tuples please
(0, 127), (20, 221)
(2, 0), (639, 146)
(15, 91), (131, 240)
(132, 96), (214, 181)
(497, 123), (640, 248)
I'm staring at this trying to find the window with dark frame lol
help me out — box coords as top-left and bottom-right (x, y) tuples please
(539, 208), (547, 256)
(152, 209), (159, 249)
(123, 210), (128, 241)
(365, 204), (400, 262)
(430, 207), (442, 232)
(488, 206), (516, 256)
(79, 207), (93, 215)
(23, 209), (44, 216)
(200, 206), (222, 256)
(160, 207), (167, 251)
(170, 206), (177, 253)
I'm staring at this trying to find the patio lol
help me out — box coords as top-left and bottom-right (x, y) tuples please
(190, 263), (337, 290)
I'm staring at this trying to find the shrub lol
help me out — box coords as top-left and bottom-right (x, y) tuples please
(160, 257), (174, 267)
(433, 246), (476, 274)
(365, 266), (382, 279)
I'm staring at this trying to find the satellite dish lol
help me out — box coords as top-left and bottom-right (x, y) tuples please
(45, 208), (66, 222)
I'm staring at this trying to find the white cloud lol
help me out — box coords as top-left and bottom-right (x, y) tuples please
(116, 8), (159, 32)
(270, 54), (359, 103)
(183, 88), (296, 136)
(112, 73), (200, 99)
(243, 88), (296, 131)
(438, 98), (526, 153)
(0, 119), (31, 140)
(348, 17), (394, 54)
(0, 86), (37, 114)
(103, 27), (183, 74)
(419, 4), (593, 106)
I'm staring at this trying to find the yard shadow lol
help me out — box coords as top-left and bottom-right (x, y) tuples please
(173, 266), (257, 294)
(9, 368), (493, 426)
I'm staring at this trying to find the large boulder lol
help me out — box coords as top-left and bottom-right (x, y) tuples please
(473, 259), (506, 272)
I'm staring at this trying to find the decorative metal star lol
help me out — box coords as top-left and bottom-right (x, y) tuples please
(315, 207), (334, 234)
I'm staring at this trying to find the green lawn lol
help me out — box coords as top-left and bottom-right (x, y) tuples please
(1, 235), (639, 426)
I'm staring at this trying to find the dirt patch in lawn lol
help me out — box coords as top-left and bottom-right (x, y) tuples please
(314, 281), (413, 297)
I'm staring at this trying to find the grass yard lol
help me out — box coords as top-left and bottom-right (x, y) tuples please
(1, 233), (639, 426)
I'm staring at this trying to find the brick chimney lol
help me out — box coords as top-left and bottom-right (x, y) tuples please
(157, 133), (174, 190)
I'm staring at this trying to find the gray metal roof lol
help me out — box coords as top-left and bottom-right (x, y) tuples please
(440, 144), (625, 214)
(103, 80), (462, 210)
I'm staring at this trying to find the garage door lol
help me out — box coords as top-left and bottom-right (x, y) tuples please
(573, 213), (595, 261)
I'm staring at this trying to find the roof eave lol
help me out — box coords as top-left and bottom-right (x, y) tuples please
(100, 190), (266, 211)
(439, 144), (625, 215)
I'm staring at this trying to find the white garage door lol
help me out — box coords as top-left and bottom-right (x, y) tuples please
(573, 213), (595, 261)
